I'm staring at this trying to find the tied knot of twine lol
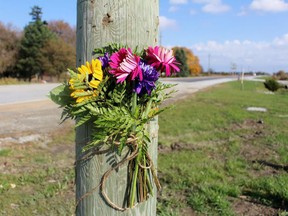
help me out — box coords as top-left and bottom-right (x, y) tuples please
(75, 135), (161, 212)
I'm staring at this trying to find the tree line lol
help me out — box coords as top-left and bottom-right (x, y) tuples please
(173, 47), (203, 77)
(0, 6), (202, 82)
(0, 6), (76, 81)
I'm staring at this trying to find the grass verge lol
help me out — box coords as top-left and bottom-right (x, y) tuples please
(0, 78), (27, 85)
(0, 80), (287, 215)
(0, 126), (75, 216)
(157, 80), (288, 215)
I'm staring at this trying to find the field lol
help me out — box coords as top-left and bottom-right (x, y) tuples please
(0, 80), (287, 215)
(157, 81), (288, 215)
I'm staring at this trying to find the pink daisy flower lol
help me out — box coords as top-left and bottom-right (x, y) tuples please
(146, 46), (180, 76)
(109, 48), (142, 83)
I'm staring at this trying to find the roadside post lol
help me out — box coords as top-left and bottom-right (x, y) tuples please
(75, 1), (159, 215)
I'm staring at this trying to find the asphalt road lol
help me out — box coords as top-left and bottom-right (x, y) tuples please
(0, 83), (60, 105)
(0, 76), (252, 144)
(0, 77), (238, 105)
(162, 76), (238, 100)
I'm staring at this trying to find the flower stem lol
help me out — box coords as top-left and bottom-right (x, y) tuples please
(129, 85), (140, 207)
(143, 155), (147, 199)
(142, 98), (152, 119)
(129, 146), (142, 207)
(131, 89), (137, 117)
(146, 172), (153, 196)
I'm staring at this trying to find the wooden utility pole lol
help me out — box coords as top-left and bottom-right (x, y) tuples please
(75, 1), (159, 215)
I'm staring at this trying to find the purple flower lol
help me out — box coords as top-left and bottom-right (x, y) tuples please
(98, 53), (110, 68)
(134, 62), (159, 95)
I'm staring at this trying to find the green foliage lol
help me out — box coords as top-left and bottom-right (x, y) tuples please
(173, 48), (189, 77)
(94, 43), (125, 56)
(93, 43), (145, 57)
(16, 6), (54, 81)
(49, 83), (73, 107)
(1, 10), (76, 80)
(29, 5), (42, 21)
(173, 47), (202, 76)
(264, 78), (281, 92)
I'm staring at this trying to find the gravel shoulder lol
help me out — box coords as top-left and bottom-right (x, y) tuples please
(0, 100), (73, 147)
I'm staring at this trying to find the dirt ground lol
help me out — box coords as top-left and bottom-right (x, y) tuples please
(0, 100), (73, 147)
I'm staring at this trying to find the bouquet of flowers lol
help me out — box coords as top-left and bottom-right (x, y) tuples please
(50, 44), (180, 210)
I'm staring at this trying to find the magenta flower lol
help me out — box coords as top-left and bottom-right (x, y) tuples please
(109, 48), (142, 83)
(146, 46), (180, 76)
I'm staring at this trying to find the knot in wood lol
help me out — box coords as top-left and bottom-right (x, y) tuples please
(102, 13), (113, 26)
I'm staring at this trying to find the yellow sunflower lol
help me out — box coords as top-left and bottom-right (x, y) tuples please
(69, 59), (103, 103)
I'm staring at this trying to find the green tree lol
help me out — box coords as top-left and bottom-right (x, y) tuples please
(16, 6), (54, 81)
(30, 5), (42, 21)
(173, 47), (189, 77)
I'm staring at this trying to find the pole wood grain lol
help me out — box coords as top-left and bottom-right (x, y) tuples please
(75, 1), (159, 215)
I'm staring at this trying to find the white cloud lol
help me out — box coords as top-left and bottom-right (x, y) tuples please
(192, 0), (230, 14)
(273, 33), (288, 46)
(159, 16), (177, 30)
(237, 7), (248, 16)
(250, 0), (288, 12)
(190, 9), (197, 15)
(190, 35), (288, 72)
(193, 0), (213, 3)
(169, 0), (188, 4)
(202, 2), (230, 13)
(169, 6), (179, 12)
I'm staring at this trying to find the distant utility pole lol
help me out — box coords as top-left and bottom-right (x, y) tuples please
(208, 54), (211, 74)
(75, 0), (159, 215)
(231, 62), (237, 75)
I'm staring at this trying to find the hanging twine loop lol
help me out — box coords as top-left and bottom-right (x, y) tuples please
(75, 135), (161, 212)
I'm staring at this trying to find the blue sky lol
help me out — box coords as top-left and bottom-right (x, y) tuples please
(1, 0), (288, 73)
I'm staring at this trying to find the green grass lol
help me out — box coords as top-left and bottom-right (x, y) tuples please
(157, 81), (288, 215)
(243, 174), (288, 208)
(0, 126), (75, 216)
(0, 149), (11, 157)
(1, 80), (288, 215)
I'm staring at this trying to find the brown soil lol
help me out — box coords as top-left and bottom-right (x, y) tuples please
(0, 100), (73, 144)
(232, 197), (278, 216)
